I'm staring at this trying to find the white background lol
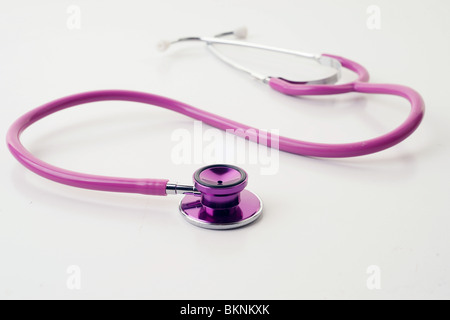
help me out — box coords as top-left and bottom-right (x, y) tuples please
(0, 0), (449, 299)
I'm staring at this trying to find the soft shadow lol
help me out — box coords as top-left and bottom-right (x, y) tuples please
(10, 164), (176, 221)
(261, 91), (438, 178)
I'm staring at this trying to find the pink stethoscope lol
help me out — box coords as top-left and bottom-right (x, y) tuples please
(7, 28), (424, 230)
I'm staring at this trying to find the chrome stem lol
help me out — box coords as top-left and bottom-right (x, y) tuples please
(166, 183), (200, 195)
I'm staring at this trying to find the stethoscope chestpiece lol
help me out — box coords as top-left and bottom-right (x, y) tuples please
(179, 164), (263, 230)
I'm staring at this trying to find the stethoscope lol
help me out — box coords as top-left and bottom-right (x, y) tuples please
(7, 28), (424, 230)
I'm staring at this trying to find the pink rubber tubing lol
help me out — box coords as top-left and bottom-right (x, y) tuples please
(6, 54), (425, 196)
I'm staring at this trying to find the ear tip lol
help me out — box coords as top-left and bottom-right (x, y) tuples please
(156, 40), (170, 52)
(234, 26), (248, 39)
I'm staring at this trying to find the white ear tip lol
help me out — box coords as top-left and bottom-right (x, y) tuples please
(234, 26), (248, 39)
(156, 40), (170, 52)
